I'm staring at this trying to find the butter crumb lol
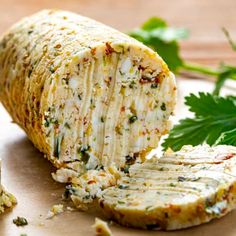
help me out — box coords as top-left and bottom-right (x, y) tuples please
(93, 218), (113, 236)
(47, 204), (64, 219)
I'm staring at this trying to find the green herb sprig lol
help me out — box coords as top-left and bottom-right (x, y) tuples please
(128, 18), (236, 95)
(162, 93), (236, 151)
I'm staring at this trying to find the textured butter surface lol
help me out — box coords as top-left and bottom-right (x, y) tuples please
(0, 9), (176, 177)
(69, 145), (236, 230)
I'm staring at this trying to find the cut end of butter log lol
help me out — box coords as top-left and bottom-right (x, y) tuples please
(0, 160), (16, 213)
(68, 145), (236, 230)
(0, 9), (176, 178)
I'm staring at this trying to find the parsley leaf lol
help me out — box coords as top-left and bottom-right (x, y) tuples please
(213, 65), (236, 95)
(128, 17), (188, 72)
(162, 93), (236, 151)
(216, 128), (236, 146)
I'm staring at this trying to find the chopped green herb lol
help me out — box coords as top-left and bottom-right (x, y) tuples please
(117, 200), (125, 204)
(49, 65), (55, 73)
(64, 122), (71, 129)
(118, 184), (129, 189)
(78, 146), (91, 164)
(123, 165), (130, 174)
(146, 223), (160, 230)
(151, 83), (158, 89)
(62, 77), (69, 85)
(160, 103), (166, 111)
(129, 80), (136, 89)
(78, 94), (82, 100)
(169, 183), (176, 187)
(125, 155), (136, 165)
(63, 185), (77, 199)
(54, 135), (63, 159)
(145, 206), (153, 211)
(44, 118), (50, 127)
(119, 69), (125, 76)
(178, 176), (186, 182)
(13, 217), (28, 226)
(28, 69), (32, 77)
(192, 177), (201, 182)
(129, 115), (138, 124)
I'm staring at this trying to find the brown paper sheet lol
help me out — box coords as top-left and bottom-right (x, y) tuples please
(1, 78), (236, 236)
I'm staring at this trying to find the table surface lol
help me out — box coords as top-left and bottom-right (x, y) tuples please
(0, 1), (236, 235)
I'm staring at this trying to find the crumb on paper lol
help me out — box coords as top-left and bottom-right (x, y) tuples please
(66, 206), (75, 211)
(38, 222), (45, 226)
(46, 204), (64, 219)
(93, 218), (113, 236)
(12, 216), (28, 226)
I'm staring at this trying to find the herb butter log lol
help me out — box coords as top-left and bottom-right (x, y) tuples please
(0, 159), (16, 213)
(0, 10), (176, 176)
(68, 145), (236, 230)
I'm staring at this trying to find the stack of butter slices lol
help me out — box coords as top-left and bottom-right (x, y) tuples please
(1, 9), (236, 231)
(0, 159), (16, 213)
(69, 145), (236, 230)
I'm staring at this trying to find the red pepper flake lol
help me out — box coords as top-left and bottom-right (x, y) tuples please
(140, 74), (161, 85)
(155, 128), (160, 133)
(54, 44), (62, 49)
(83, 117), (88, 125)
(121, 106), (125, 112)
(36, 101), (40, 108)
(139, 76), (153, 84)
(222, 153), (235, 160)
(167, 204), (181, 214)
(196, 203), (204, 213)
(91, 48), (96, 56)
(87, 180), (96, 184)
(138, 65), (147, 71)
(104, 76), (112, 87)
(25, 109), (29, 116)
(99, 200), (104, 208)
(105, 42), (115, 55)
(215, 153), (235, 163)
(155, 76), (161, 84)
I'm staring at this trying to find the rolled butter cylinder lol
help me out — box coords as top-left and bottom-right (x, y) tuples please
(0, 10), (176, 175)
(0, 160), (16, 213)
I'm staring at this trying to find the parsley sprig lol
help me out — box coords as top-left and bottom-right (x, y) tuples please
(128, 18), (236, 95)
(162, 93), (236, 151)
